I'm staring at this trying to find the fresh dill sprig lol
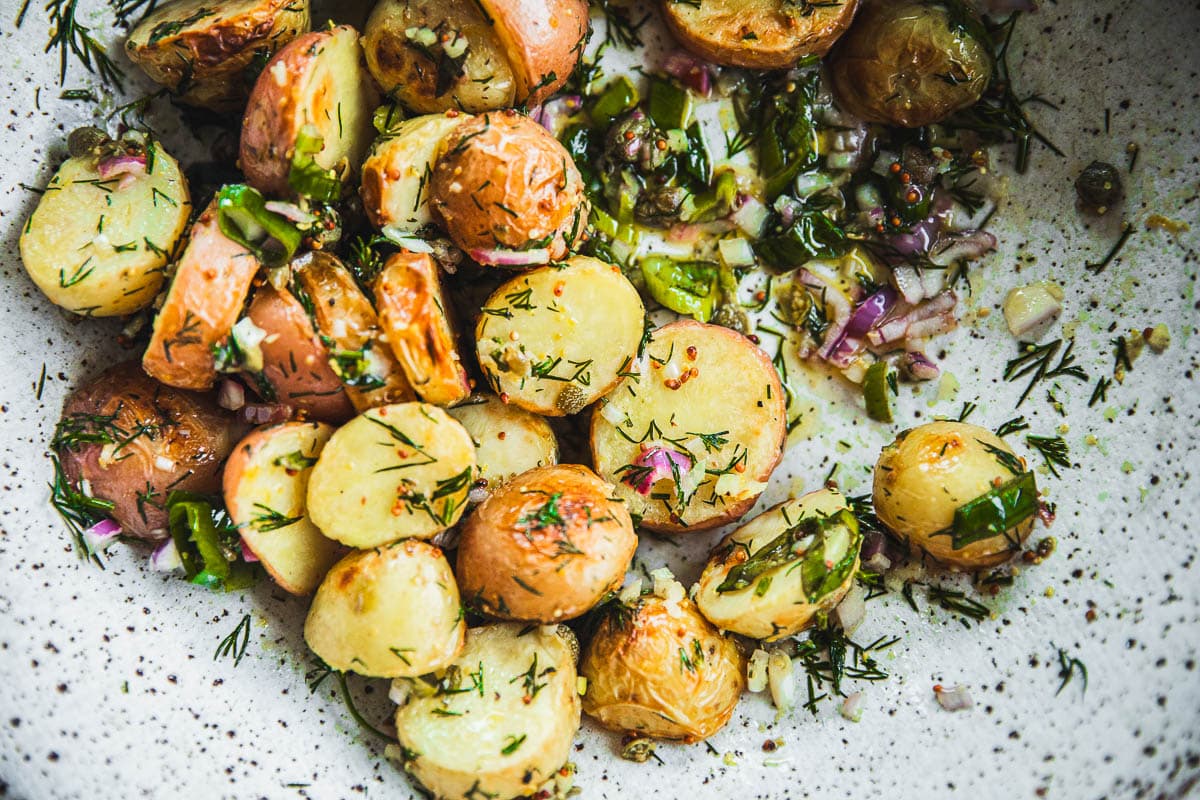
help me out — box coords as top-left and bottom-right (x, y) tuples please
(48, 454), (111, 568)
(46, 0), (126, 89)
(1026, 434), (1071, 478)
(214, 613), (252, 667)
(1085, 223), (1134, 275)
(1088, 376), (1111, 408)
(1054, 645), (1088, 697)
(995, 415), (1030, 438)
(792, 625), (897, 714)
(590, 0), (648, 49)
(108, 0), (159, 26)
(1003, 339), (1088, 407)
(306, 659), (396, 742)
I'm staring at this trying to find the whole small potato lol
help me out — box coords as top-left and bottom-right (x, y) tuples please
(54, 362), (247, 540)
(829, 0), (993, 128)
(581, 592), (745, 742)
(457, 464), (637, 622)
(873, 421), (1035, 569)
(430, 111), (587, 265)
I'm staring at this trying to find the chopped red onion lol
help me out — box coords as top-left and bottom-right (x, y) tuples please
(901, 351), (941, 381)
(264, 200), (317, 225)
(150, 537), (182, 572)
(623, 446), (693, 495)
(97, 153), (147, 190)
(661, 51), (713, 96)
(531, 95), (583, 132)
(83, 518), (121, 555)
(840, 691), (865, 722)
(469, 247), (551, 267)
(934, 684), (974, 712)
(1037, 500), (1056, 527)
(218, 379), (246, 411)
(860, 530), (902, 573)
(240, 403), (291, 425)
(869, 291), (958, 346)
(800, 270), (858, 366)
(844, 287), (898, 339)
(240, 539), (260, 563)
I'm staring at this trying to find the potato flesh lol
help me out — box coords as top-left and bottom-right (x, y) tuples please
(360, 114), (464, 231)
(223, 422), (342, 595)
(294, 26), (379, 178)
(476, 256), (644, 416)
(664, 0), (858, 68)
(393, 623), (580, 799)
(304, 540), (465, 677)
(19, 147), (190, 317)
(306, 403), (476, 547)
(448, 397), (558, 494)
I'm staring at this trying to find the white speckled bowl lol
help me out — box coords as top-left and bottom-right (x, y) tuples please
(1, 3), (1198, 799)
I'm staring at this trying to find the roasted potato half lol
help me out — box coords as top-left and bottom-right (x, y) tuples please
(430, 111), (588, 264)
(695, 488), (861, 640)
(304, 540), (465, 677)
(240, 25), (380, 196)
(479, 0), (589, 107)
(306, 403), (476, 547)
(374, 251), (472, 407)
(143, 199), (260, 391)
(581, 590), (745, 742)
(590, 320), (786, 533)
(223, 422), (343, 595)
(360, 113), (465, 232)
(125, 0), (311, 112)
(457, 465), (637, 622)
(662, 0), (860, 68)
(475, 256), (644, 416)
(20, 138), (190, 317)
(291, 250), (415, 411)
(448, 396), (559, 497)
(873, 421), (1035, 569)
(392, 623), (581, 800)
(54, 362), (246, 540)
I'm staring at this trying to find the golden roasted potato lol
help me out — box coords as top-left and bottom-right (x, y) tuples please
(694, 488), (861, 640)
(291, 250), (415, 411)
(873, 421), (1036, 569)
(430, 111), (587, 264)
(662, 0), (860, 69)
(223, 422), (343, 595)
(55, 362), (247, 540)
(244, 283), (355, 423)
(360, 113), (466, 232)
(374, 251), (472, 407)
(475, 256), (645, 416)
(240, 25), (380, 196)
(125, 0), (311, 112)
(304, 540), (465, 677)
(590, 320), (786, 533)
(448, 396), (559, 497)
(20, 138), (190, 317)
(143, 200), (260, 391)
(392, 623), (581, 800)
(479, 0), (589, 107)
(457, 465), (636, 622)
(581, 589), (745, 742)
(306, 403), (476, 548)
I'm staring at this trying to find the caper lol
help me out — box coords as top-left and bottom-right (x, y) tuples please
(1074, 161), (1123, 214)
(67, 126), (111, 159)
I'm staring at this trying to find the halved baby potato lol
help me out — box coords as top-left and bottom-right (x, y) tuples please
(391, 623), (581, 800)
(223, 421), (343, 595)
(374, 251), (472, 407)
(291, 250), (415, 411)
(125, 0), (311, 112)
(475, 256), (644, 416)
(478, 0), (589, 107)
(20, 140), (190, 317)
(306, 403), (476, 547)
(694, 487), (861, 640)
(661, 0), (860, 68)
(448, 396), (559, 497)
(590, 320), (786, 533)
(457, 464), (637, 622)
(304, 539), (465, 677)
(360, 113), (465, 232)
(143, 199), (260, 391)
(240, 25), (380, 196)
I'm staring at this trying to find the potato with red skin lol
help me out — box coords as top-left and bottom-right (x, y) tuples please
(479, 0), (589, 107)
(54, 362), (247, 540)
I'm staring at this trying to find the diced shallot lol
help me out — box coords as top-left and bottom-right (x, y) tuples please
(240, 539), (260, 563)
(97, 153), (147, 189)
(150, 537), (183, 572)
(902, 351), (941, 381)
(264, 201), (317, 225)
(840, 691), (865, 722)
(469, 247), (551, 267)
(661, 51), (713, 96)
(218, 379), (246, 411)
(934, 684), (974, 712)
(82, 518), (121, 555)
(868, 291), (958, 347)
(833, 583), (867, 634)
(623, 446), (693, 495)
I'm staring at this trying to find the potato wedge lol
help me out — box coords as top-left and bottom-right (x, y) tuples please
(20, 140), (190, 317)
(360, 113), (465, 232)
(373, 251), (472, 407)
(143, 199), (260, 391)
(448, 396), (558, 497)
(694, 488), (861, 640)
(590, 320), (786, 532)
(222, 422), (342, 594)
(306, 403), (475, 547)
(392, 623), (581, 800)
(290, 250), (415, 411)
(475, 256), (644, 416)
(457, 465), (636, 622)
(662, 0), (859, 69)
(478, 0), (588, 107)
(305, 540), (465, 677)
(244, 283), (354, 422)
(240, 25), (380, 196)
(125, 0), (311, 113)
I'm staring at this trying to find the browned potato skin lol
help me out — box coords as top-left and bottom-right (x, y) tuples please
(457, 465), (637, 622)
(245, 283), (354, 422)
(662, 0), (859, 69)
(143, 200), (261, 391)
(125, 0), (311, 112)
(430, 111), (588, 264)
(373, 251), (472, 407)
(57, 362), (247, 540)
(479, 0), (589, 106)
